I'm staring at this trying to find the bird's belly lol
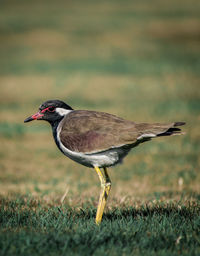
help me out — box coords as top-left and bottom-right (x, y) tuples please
(55, 123), (131, 168)
(57, 139), (130, 168)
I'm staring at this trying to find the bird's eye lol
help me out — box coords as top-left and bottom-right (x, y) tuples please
(48, 106), (55, 112)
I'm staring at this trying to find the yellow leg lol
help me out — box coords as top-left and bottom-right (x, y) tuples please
(94, 166), (111, 225)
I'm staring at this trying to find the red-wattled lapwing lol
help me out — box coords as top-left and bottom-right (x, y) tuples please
(24, 100), (185, 224)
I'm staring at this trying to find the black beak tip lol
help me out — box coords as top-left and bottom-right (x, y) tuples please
(24, 116), (33, 123)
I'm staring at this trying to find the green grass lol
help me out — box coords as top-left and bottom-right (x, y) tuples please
(0, 0), (200, 255)
(1, 196), (200, 256)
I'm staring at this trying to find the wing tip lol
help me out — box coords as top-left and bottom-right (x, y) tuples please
(158, 122), (186, 137)
(174, 122), (186, 127)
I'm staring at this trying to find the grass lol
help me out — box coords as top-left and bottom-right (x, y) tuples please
(0, 0), (200, 255)
(1, 196), (200, 256)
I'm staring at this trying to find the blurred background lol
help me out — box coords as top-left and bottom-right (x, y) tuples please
(0, 0), (199, 204)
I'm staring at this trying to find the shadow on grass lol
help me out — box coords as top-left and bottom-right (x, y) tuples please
(75, 200), (200, 222)
(52, 190), (200, 223)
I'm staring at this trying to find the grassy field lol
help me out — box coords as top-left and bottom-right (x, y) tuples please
(0, 0), (200, 255)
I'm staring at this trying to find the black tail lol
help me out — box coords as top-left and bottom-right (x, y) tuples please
(157, 122), (185, 137)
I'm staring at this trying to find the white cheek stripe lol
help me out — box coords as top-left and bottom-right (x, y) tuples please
(56, 108), (72, 116)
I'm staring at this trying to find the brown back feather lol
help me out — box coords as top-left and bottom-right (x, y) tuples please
(59, 110), (185, 153)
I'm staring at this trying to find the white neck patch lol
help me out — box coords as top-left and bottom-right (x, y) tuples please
(56, 108), (72, 116)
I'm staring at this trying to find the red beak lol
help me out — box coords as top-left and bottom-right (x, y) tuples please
(24, 111), (44, 123)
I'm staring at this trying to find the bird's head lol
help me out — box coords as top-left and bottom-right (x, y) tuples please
(24, 100), (73, 124)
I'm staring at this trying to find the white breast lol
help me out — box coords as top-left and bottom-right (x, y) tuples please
(56, 120), (128, 168)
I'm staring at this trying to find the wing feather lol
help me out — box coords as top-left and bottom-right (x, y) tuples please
(59, 110), (185, 153)
(59, 110), (138, 153)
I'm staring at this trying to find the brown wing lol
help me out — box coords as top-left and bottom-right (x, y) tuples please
(59, 110), (139, 153)
(59, 110), (185, 153)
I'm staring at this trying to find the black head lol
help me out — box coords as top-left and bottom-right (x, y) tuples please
(24, 100), (73, 124)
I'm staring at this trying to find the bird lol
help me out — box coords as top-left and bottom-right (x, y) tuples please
(24, 99), (185, 224)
